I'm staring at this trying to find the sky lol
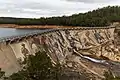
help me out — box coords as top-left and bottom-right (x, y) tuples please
(0, 0), (120, 18)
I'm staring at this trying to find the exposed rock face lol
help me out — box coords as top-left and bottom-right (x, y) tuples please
(0, 27), (120, 79)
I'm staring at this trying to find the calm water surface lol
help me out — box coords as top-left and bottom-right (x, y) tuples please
(0, 28), (49, 39)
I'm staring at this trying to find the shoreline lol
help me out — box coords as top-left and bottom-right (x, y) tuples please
(0, 24), (74, 29)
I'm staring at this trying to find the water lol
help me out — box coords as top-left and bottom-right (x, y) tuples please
(0, 28), (49, 40)
(83, 56), (107, 63)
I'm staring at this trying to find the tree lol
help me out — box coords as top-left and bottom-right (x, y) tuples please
(0, 68), (5, 79)
(8, 51), (62, 80)
(103, 71), (120, 80)
(0, 6), (120, 27)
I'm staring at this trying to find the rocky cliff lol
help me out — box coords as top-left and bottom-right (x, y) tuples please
(0, 27), (120, 79)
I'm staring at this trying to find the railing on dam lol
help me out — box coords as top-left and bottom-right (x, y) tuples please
(0, 26), (115, 44)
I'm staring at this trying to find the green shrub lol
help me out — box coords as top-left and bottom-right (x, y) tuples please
(7, 51), (62, 80)
(104, 71), (120, 80)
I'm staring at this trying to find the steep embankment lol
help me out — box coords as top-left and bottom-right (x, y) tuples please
(0, 27), (120, 79)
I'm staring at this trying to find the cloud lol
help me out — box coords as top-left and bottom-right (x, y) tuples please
(65, 0), (111, 3)
(0, 0), (119, 18)
(0, 0), (91, 18)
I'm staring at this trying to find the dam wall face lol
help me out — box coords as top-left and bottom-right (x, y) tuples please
(0, 28), (118, 76)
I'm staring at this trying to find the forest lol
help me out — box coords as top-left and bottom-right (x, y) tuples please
(0, 6), (120, 27)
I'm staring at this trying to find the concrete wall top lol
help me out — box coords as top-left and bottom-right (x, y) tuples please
(0, 27), (115, 44)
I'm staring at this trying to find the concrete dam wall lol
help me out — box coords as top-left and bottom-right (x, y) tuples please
(0, 27), (119, 78)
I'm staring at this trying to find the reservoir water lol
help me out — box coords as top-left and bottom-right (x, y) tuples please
(0, 28), (49, 39)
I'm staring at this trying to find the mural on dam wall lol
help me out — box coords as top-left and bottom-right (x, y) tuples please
(0, 38), (40, 75)
(10, 38), (39, 61)
(0, 28), (119, 77)
(36, 28), (119, 64)
(0, 42), (21, 75)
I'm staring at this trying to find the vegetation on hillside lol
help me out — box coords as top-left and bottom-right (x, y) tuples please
(8, 51), (62, 80)
(0, 68), (5, 79)
(0, 51), (62, 80)
(103, 71), (120, 80)
(0, 6), (120, 27)
(0, 51), (89, 80)
(0, 51), (120, 80)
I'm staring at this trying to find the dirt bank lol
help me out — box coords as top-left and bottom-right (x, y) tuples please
(0, 24), (74, 29)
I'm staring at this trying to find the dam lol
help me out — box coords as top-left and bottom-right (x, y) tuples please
(0, 26), (120, 78)
(0, 28), (51, 42)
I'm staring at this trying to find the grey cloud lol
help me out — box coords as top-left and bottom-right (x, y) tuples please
(0, 0), (117, 18)
(65, 0), (111, 3)
(0, 0), (89, 18)
(15, 1), (87, 11)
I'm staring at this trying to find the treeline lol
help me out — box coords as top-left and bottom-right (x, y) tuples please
(1, 6), (120, 27)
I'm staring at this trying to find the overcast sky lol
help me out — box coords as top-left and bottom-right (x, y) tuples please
(0, 0), (120, 18)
